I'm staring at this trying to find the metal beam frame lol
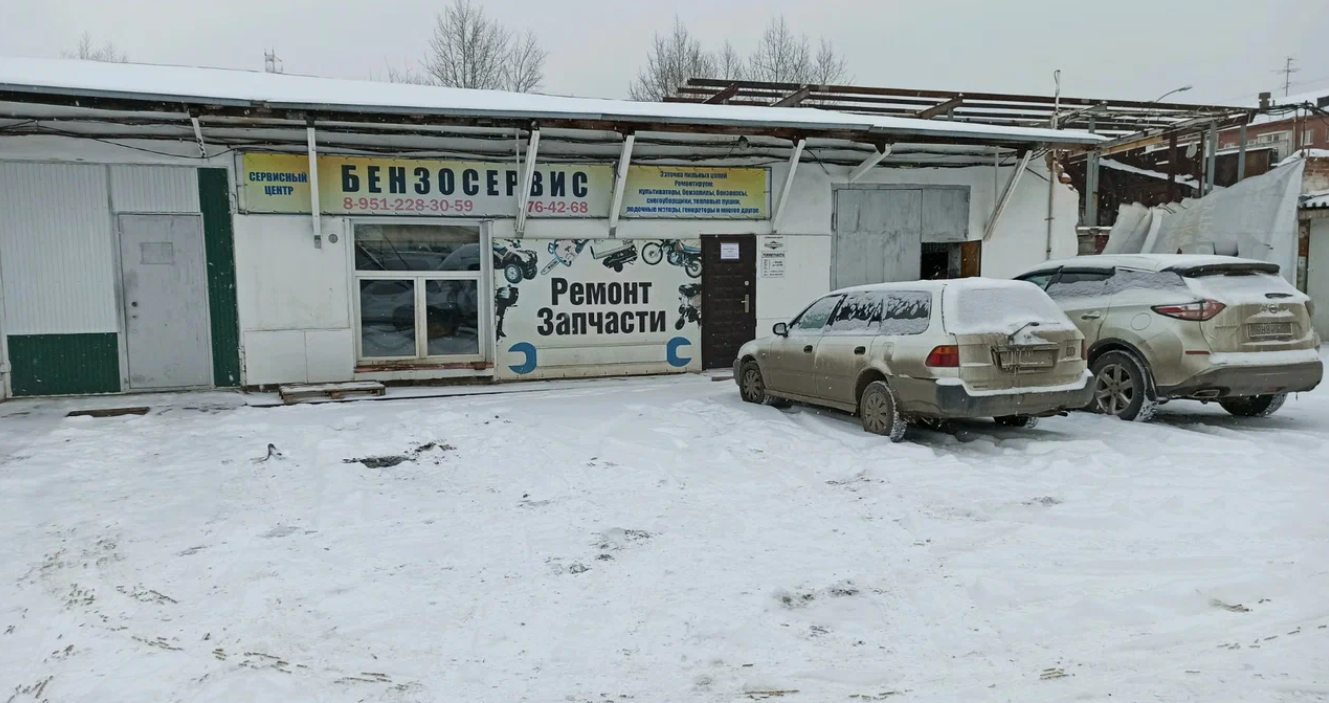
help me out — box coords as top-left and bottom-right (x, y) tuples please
(189, 114), (207, 158)
(983, 150), (1033, 241)
(772, 85), (812, 108)
(771, 138), (806, 233)
(514, 129), (540, 234)
(703, 83), (740, 104)
(607, 133), (635, 236)
(847, 144), (892, 182)
(915, 95), (964, 120)
(306, 125), (322, 248)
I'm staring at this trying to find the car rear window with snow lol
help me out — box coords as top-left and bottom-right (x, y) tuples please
(944, 281), (1074, 336)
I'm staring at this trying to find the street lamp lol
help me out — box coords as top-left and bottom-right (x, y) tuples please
(1152, 85), (1193, 103)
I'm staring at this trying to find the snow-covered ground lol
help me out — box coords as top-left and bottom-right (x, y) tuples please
(2, 374), (1328, 702)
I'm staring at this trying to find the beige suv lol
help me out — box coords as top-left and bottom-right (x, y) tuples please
(1015, 255), (1323, 421)
(733, 279), (1093, 441)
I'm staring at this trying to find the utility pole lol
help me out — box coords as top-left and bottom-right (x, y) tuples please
(264, 49), (283, 74)
(1279, 56), (1299, 97)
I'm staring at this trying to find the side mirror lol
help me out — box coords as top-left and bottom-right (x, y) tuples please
(773, 322), (789, 337)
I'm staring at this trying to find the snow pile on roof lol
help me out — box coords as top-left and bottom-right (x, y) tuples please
(1302, 189), (1329, 210)
(0, 57), (1105, 145)
(1279, 149), (1329, 166)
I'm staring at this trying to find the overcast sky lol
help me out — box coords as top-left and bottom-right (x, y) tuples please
(4, 0), (1327, 105)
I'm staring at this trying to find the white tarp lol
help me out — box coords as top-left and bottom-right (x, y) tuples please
(1102, 159), (1307, 283)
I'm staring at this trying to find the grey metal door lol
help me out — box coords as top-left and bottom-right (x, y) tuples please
(834, 189), (923, 288)
(118, 214), (212, 389)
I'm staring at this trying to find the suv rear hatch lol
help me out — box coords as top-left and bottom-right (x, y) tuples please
(1175, 263), (1317, 354)
(941, 280), (1086, 393)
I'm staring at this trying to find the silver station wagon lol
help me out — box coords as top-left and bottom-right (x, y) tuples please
(734, 279), (1094, 441)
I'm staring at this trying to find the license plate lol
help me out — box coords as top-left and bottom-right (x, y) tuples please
(993, 346), (1058, 371)
(1248, 322), (1292, 338)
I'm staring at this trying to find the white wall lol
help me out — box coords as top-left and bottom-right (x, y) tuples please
(0, 162), (118, 335)
(233, 215), (355, 385)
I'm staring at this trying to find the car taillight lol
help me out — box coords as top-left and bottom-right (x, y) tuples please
(926, 345), (960, 368)
(1152, 300), (1226, 321)
(1308, 300), (1316, 318)
(1081, 339), (1088, 360)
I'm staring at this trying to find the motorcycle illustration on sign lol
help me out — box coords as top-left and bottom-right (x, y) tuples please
(493, 239), (538, 284)
(590, 239), (638, 273)
(641, 239), (702, 279)
(675, 283), (701, 330)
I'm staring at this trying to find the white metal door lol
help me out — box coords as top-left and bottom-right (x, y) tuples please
(118, 214), (212, 389)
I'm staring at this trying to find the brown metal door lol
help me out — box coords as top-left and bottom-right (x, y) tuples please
(701, 235), (757, 369)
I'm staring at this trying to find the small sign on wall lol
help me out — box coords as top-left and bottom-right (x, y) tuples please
(760, 235), (785, 278)
(720, 242), (740, 260)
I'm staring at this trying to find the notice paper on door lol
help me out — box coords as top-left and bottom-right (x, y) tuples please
(720, 242), (740, 260)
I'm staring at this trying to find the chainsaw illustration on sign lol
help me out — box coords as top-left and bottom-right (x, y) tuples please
(540, 238), (589, 275)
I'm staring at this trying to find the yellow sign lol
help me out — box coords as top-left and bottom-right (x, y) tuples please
(621, 166), (769, 218)
(240, 154), (767, 219)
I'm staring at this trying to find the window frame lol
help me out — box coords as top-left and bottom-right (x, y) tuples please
(789, 294), (845, 335)
(350, 219), (491, 365)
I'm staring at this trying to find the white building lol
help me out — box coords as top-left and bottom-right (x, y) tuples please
(0, 58), (1100, 398)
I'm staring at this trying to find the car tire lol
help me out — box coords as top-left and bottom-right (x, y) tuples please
(1089, 351), (1156, 422)
(1219, 393), (1287, 418)
(739, 360), (777, 406)
(994, 415), (1040, 429)
(860, 380), (907, 442)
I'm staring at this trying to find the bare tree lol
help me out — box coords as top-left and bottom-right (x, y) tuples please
(505, 30), (547, 93)
(413, 0), (546, 92)
(62, 31), (128, 63)
(746, 16), (848, 84)
(628, 17), (715, 102)
(747, 17), (810, 83)
(384, 65), (434, 85)
(811, 39), (849, 85)
(717, 40), (745, 81)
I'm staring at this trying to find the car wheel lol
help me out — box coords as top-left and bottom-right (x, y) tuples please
(1090, 351), (1155, 421)
(860, 380), (906, 442)
(1219, 393), (1287, 418)
(994, 415), (1040, 429)
(739, 360), (775, 405)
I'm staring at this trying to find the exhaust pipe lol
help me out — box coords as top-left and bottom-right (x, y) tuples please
(1192, 389), (1221, 399)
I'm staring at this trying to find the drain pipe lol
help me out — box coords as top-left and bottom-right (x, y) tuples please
(0, 239), (9, 400)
